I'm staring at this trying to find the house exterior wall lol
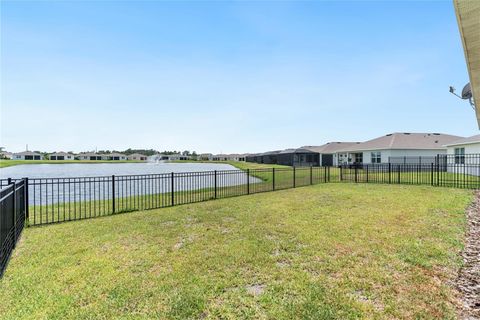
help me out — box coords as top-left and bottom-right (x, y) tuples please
(446, 142), (480, 176)
(446, 142), (480, 155)
(336, 149), (447, 165)
(78, 155), (103, 160)
(49, 154), (74, 160)
(127, 155), (147, 161)
(13, 154), (42, 160)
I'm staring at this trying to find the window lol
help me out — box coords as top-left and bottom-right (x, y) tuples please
(371, 152), (381, 164)
(353, 153), (363, 164)
(454, 148), (465, 164)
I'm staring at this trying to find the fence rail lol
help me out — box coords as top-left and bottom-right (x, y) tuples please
(0, 180), (27, 277)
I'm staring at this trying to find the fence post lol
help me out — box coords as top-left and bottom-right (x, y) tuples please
(112, 175), (116, 214)
(24, 178), (29, 224)
(272, 168), (275, 191)
(324, 166), (327, 183)
(340, 166), (343, 181)
(214, 170), (217, 199)
(11, 180), (17, 247)
(431, 163), (434, 186)
(293, 167), (296, 188)
(366, 165), (369, 183)
(247, 169), (250, 195)
(397, 165), (401, 184)
(310, 166), (313, 185)
(354, 165), (358, 183)
(171, 172), (175, 205)
(436, 155), (440, 186)
(388, 163), (392, 183)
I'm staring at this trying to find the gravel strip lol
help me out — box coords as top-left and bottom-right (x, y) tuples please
(457, 191), (480, 319)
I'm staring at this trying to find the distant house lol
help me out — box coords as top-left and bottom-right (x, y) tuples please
(107, 153), (127, 161)
(49, 152), (75, 160)
(77, 152), (104, 161)
(303, 142), (360, 166)
(127, 153), (148, 161)
(335, 133), (464, 165)
(12, 151), (42, 160)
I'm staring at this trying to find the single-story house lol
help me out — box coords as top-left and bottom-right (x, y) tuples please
(303, 142), (360, 166)
(107, 153), (127, 161)
(77, 152), (104, 161)
(127, 153), (148, 161)
(335, 132), (464, 165)
(444, 134), (480, 176)
(12, 151), (42, 160)
(48, 152), (75, 160)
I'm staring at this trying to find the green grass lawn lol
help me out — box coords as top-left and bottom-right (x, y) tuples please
(0, 183), (472, 319)
(0, 160), (144, 168)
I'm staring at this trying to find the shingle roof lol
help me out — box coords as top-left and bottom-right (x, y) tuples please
(109, 153), (126, 157)
(444, 134), (480, 147)
(78, 152), (102, 157)
(14, 151), (42, 156)
(278, 148), (317, 154)
(336, 133), (464, 152)
(128, 153), (147, 157)
(303, 142), (360, 154)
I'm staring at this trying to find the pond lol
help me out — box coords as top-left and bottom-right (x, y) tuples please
(0, 162), (262, 206)
(0, 162), (239, 179)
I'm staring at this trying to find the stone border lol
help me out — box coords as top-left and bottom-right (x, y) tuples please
(457, 191), (480, 319)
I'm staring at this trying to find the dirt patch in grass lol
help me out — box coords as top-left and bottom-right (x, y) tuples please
(456, 191), (480, 319)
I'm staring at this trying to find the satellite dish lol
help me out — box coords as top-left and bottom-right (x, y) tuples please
(461, 82), (472, 100)
(449, 82), (475, 110)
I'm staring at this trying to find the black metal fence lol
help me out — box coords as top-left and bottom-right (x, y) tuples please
(339, 162), (480, 189)
(0, 159), (479, 230)
(0, 180), (27, 277)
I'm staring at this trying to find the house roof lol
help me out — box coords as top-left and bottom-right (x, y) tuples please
(109, 153), (126, 157)
(454, 0), (480, 127)
(14, 151), (42, 156)
(278, 148), (317, 154)
(303, 142), (360, 154)
(256, 150), (282, 156)
(444, 134), (480, 147)
(128, 153), (147, 157)
(336, 133), (464, 152)
(78, 152), (103, 157)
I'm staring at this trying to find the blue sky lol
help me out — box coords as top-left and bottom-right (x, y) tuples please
(0, 1), (476, 154)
